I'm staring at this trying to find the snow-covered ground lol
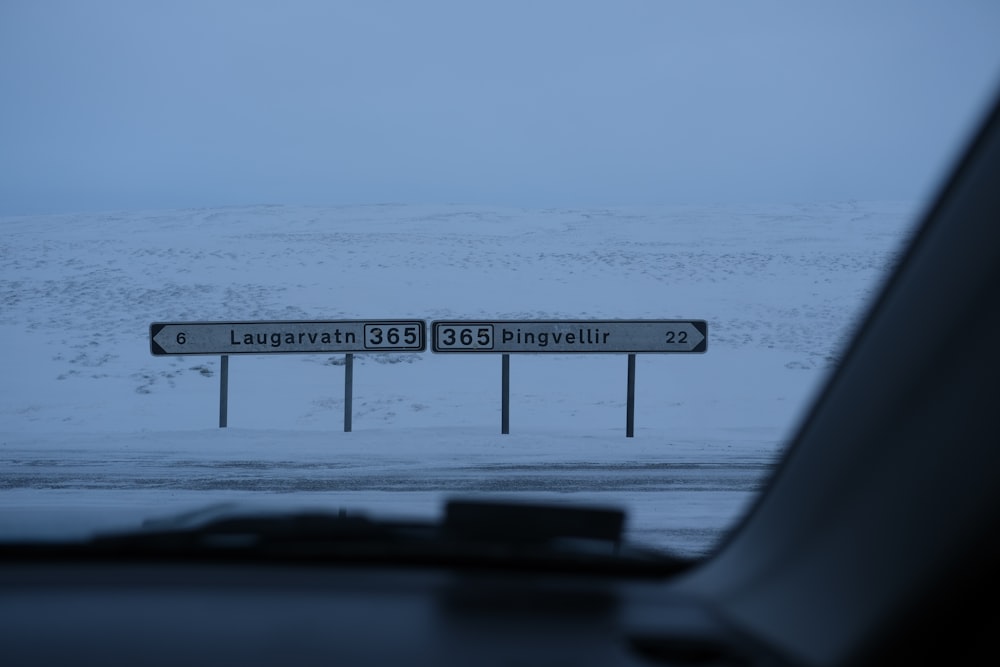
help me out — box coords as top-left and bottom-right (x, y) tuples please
(0, 202), (917, 555)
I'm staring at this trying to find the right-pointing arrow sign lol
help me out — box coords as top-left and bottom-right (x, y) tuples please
(432, 320), (707, 353)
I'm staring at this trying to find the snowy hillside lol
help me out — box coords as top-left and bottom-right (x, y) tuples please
(0, 202), (917, 553)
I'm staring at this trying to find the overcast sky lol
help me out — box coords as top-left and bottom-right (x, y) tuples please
(2, 1), (1000, 215)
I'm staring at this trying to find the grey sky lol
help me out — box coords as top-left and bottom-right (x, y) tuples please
(3, 1), (1000, 215)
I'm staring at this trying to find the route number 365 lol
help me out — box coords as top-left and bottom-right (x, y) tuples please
(364, 325), (421, 349)
(436, 325), (494, 350)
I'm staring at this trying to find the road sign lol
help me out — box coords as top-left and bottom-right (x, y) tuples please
(150, 320), (426, 356)
(431, 320), (706, 353)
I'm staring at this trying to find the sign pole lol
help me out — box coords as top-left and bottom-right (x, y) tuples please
(344, 353), (353, 433)
(219, 354), (229, 428)
(626, 353), (636, 438)
(501, 353), (510, 435)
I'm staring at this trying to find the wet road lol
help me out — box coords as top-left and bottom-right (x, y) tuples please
(2, 458), (772, 493)
(1, 448), (776, 555)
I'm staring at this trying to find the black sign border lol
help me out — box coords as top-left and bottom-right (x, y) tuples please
(149, 320), (427, 356)
(430, 319), (707, 354)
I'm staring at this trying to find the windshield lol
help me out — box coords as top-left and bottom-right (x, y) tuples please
(2, 1), (1000, 558)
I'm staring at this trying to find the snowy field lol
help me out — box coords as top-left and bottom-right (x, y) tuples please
(0, 202), (917, 555)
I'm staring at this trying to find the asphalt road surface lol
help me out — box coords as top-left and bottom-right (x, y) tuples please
(0, 445), (776, 556)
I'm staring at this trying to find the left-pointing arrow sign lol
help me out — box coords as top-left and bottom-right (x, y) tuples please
(149, 320), (426, 355)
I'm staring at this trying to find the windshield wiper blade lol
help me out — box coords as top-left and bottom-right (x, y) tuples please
(73, 499), (690, 575)
(131, 499), (626, 545)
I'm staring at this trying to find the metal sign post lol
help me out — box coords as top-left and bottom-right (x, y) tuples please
(344, 353), (354, 433)
(219, 355), (229, 429)
(501, 354), (510, 435)
(431, 320), (706, 436)
(626, 353), (636, 438)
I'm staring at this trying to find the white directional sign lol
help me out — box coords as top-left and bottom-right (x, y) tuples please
(150, 320), (426, 356)
(431, 320), (707, 353)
